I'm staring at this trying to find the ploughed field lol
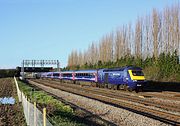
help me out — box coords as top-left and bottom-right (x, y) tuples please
(0, 78), (25, 126)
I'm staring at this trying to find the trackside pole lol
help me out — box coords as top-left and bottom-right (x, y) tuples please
(34, 102), (37, 126)
(43, 108), (46, 126)
(27, 97), (29, 126)
(27, 99), (31, 125)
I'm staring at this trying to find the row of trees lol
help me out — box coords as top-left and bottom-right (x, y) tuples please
(66, 4), (180, 81)
(0, 69), (17, 78)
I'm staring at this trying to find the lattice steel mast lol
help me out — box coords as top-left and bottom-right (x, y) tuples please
(21, 60), (60, 80)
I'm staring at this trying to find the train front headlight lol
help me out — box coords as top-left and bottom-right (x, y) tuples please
(137, 84), (142, 86)
(133, 80), (137, 82)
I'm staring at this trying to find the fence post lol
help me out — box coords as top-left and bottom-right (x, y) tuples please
(27, 97), (29, 126)
(27, 99), (31, 125)
(20, 93), (22, 102)
(34, 102), (37, 126)
(43, 108), (46, 126)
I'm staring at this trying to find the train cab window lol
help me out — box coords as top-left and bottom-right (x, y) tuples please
(132, 70), (144, 76)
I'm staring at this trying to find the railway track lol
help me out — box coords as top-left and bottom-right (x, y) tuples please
(138, 91), (180, 101)
(36, 79), (180, 113)
(28, 79), (180, 126)
(44, 79), (180, 101)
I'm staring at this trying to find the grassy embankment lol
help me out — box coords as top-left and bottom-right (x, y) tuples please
(18, 80), (86, 126)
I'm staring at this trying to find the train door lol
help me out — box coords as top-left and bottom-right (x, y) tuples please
(104, 73), (109, 84)
(123, 70), (128, 83)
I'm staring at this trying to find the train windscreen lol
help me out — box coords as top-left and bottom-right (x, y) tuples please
(131, 70), (144, 76)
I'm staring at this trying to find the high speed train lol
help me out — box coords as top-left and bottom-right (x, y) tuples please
(40, 66), (146, 91)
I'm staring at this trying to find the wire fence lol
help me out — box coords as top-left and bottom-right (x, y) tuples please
(14, 77), (53, 126)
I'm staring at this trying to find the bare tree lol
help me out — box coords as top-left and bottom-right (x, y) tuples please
(152, 9), (160, 59)
(67, 3), (180, 69)
(135, 17), (143, 58)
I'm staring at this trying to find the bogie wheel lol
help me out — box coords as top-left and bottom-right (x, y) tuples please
(99, 84), (102, 88)
(105, 84), (108, 88)
(101, 84), (105, 88)
(97, 83), (100, 88)
(128, 87), (133, 92)
(95, 83), (98, 87)
(117, 85), (119, 90)
(123, 84), (128, 91)
(108, 84), (111, 89)
(113, 85), (118, 90)
(119, 85), (123, 90)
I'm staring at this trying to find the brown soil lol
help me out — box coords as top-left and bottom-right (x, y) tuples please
(0, 78), (26, 126)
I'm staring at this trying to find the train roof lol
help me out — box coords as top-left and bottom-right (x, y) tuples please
(52, 71), (61, 74)
(61, 70), (74, 73)
(126, 66), (142, 70)
(75, 69), (97, 73)
(41, 72), (53, 75)
(102, 66), (142, 72)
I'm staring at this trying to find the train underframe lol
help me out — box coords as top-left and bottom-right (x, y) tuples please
(41, 77), (143, 92)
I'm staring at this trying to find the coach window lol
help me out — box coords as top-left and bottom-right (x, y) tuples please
(89, 73), (91, 77)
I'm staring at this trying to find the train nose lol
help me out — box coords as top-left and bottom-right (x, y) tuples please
(135, 80), (146, 87)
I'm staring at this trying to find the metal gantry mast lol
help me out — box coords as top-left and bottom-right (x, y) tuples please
(21, 60), (60, 80)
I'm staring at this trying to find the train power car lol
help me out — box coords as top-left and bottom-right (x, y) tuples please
(97, 66), (145, 91)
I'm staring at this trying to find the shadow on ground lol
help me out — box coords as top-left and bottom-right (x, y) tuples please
(143, 81), (180, 92)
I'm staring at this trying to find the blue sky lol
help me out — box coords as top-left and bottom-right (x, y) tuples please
(0, 0), (178, 68)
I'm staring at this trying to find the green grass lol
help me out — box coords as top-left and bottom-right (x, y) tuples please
(17, 80), (86, 126)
